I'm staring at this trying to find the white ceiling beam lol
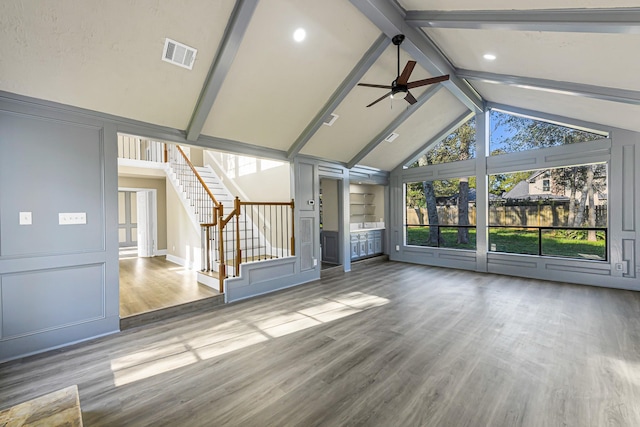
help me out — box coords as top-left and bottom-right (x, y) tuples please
(286, 34), (390, 159)
(347, 85), (442, 169)
(349, 0), (484, 112)
(405, 8), (640, 34)
(186, 0), (258, 141)
(398, 110), (475, 169)
(458, 69), (640, 107)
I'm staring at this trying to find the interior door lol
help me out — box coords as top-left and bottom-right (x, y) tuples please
(118, 191), (137, 247)
(136, 191), (154, 257)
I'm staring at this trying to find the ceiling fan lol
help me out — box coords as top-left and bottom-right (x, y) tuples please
(358, 34), (450, 108)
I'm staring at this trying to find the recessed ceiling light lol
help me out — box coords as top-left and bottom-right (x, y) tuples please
(483, 53), (496, 61)
(293, 28), (306, 43)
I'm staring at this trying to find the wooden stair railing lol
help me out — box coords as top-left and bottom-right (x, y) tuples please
(202, 197), (295, 293)
(169, 144), (295, 294)
(168, 145), (220, 224)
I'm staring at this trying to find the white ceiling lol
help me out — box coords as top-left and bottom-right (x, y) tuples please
(1, 0), (638, 172)
(0, 0), (235, 130)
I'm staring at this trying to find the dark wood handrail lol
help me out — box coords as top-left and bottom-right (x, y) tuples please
(175, 145), (220, 208)
(239, 201), (294, 206)
(202, 196), (296, 293)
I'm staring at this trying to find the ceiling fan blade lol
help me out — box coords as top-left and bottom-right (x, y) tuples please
(407, 74), (450, 89)
(397, 61), (417, 85)
(366, 91), (392, 108)
(358, 83), (393, 89)
(404, 91), (417, 105)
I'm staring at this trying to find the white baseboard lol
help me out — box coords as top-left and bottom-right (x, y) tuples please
(196, 272), (219, 289)
(165, 254), (202, 270)
(166, 254), (188, 268)
(155, 249), (167, 256)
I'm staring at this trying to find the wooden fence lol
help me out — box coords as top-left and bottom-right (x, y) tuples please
(407, 205), (606, 227)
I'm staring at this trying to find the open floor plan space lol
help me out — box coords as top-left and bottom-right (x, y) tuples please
(2, 260), (640, 426)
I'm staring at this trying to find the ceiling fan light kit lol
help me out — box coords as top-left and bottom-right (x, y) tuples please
(358, 34), (450, 108)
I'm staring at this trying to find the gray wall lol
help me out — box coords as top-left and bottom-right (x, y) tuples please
(0, 97), (119, 362)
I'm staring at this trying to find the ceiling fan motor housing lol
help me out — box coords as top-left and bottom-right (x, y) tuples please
(391, 79), (408, 96)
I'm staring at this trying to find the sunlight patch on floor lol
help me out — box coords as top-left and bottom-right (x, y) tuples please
(110, 291), (390, 387)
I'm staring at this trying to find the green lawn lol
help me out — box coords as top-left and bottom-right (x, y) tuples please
(406, 227), (476, 250)
(406, 226), (606, 260)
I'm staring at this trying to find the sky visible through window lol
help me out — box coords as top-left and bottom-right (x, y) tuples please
(489, 110), (604, 155)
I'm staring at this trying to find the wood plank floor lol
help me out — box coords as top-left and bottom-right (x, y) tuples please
(119, 255), (218, 318)
(3, 261), (640, 426)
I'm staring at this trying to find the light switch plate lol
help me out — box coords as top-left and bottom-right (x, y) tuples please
(59, 212), (87, 225)
(19, 211), (32, 225)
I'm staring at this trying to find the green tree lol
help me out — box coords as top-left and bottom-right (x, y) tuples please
(492, 111), (605, 238)
(416, 118), (476, 245)
(491, 111), (602, 153)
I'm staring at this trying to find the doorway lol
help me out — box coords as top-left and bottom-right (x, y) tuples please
(118, 188), (157, 257)
(319, 178), (342, 270)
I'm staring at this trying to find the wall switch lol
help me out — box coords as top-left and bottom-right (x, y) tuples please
(59, 212), (87, 225)
(313, 258), (318, 266)
(395, 245), (400, 252)
(19, 211), (32, 225)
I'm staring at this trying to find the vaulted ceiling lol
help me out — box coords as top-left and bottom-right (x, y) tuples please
(1, 0), (639, 172)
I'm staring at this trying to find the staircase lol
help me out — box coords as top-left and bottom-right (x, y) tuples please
(165, 147), (274, 290)
(117, 138), (295, 297)
(190, 166), (267, 262)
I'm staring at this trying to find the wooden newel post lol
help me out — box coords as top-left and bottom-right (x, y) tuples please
(217, 204), (225, 293)
(235, 197), (241, 277)
(290, 199), (295, 256)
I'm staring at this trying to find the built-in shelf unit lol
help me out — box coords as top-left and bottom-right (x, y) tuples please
(349, 192), (376, 222)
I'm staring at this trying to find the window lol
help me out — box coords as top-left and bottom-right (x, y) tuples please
(409, 118), (476, 167)
(405, 177), (476, 250)
(490, 110), (605, 156)
(542, 179), (550, 192)
(488, 164), (607, 260)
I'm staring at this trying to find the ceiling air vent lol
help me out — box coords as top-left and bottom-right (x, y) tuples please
(384, 132), (399, 143)
(322, 113), (339, 127)
(162, 38), (197, 70)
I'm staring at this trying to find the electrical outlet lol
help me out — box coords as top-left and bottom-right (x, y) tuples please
(395, 245), (400, 252)
(313, 258), (318, 266)
(615, 263), (624, 271)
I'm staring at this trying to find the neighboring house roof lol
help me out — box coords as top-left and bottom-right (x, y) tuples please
(502, 180), (568, 201)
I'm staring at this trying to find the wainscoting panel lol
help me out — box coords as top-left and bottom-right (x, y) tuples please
(1, 264), (105, 339)
(225, 257), (315, 303)
(300, 217), (315, 271)
(0, 94), (119, 362)
(0, 111), (105, 257)
(622, 145), (636, 232)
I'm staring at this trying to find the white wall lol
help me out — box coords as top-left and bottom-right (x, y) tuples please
(321, 178), (340, 232)
(205, 151), (290, 202)
(166, 182), (201, 269)
(350, 183), (385, 222)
